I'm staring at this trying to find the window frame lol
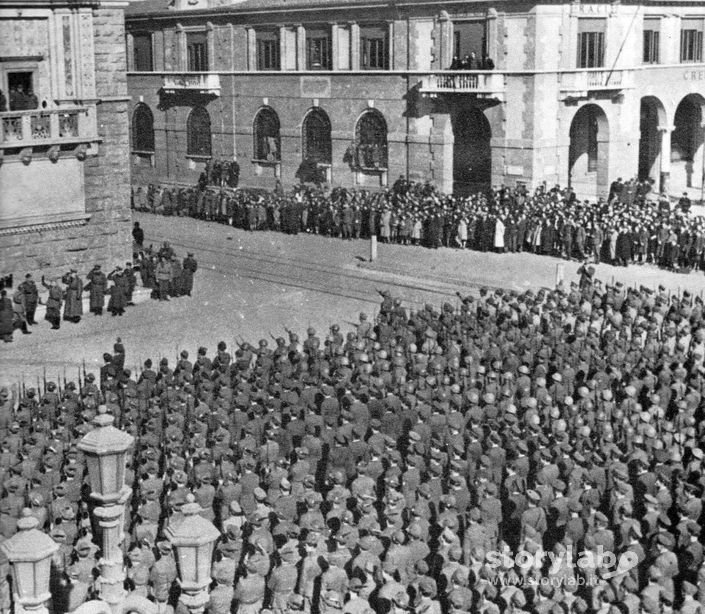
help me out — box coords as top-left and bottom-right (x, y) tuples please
(354, 109), (388, 171)
(680, 27), (704, 63)
(132, 103), (155, 154)
(186, 106), (212, 159)
(132, 32), (154, 72)
(360, 25), (389, 70)
(642, 28), (660, 64)
(577, 31), (605, 69)
(253, 107), (281, 163)
(186, 31), (209, 72)
(256, 30), (281, 71)
(306, 27), (332, 70)
(302, 108), (332, 165)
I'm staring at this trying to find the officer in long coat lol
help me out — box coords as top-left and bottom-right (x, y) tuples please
(61, 269), (83, 322)
(182, 253), (198, 297)
(18, 274), (39, 325)
(86, 265), (107, 315)
(41, 276), (63, 329)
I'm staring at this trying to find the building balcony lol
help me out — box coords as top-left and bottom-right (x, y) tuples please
(0, 106), (99, 150)
(162, 73), (221, 95)
(418, 72), (505, 101)
(558, 69), (632, 100)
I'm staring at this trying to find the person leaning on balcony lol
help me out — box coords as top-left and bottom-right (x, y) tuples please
(482, 54), (495, 70)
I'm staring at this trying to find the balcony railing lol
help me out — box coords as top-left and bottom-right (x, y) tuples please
(559, 69), (630, 99)
(419, 72), (505, 100)
(162, 73), (221, 95)
(0, 107), (98, 148)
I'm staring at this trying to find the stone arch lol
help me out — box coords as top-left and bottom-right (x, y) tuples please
(301, 107), (332, 165)
(132, 103), (155, 153)
(638, 96), (667, 189)
(671, 93), (705, 193)
(253, 106), (281, 162)
(568, 103), (609, 200)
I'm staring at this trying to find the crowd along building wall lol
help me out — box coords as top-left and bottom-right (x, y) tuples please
(125, 0), (705, 202)
(0, 1), (132, 279)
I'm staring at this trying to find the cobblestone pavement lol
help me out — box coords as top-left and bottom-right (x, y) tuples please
(3, 211), (704, 386)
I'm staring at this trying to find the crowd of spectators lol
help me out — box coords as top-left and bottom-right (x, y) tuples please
(133, 178), (703, 272)
(0, 269), (704, 614)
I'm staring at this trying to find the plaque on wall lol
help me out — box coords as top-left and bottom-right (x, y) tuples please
(300, 76), (331, 99)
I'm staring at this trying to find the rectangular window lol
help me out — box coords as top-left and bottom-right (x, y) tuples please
(133, 33), (153, 71)
(680, 19), (704, 62)
(256, 30), (280, 70)
(360, 25), (389, 70)
(643, 29), (660, 64)
(453, 21), (487, 68)
(577, 19), (606, 68)
(187, 31), (208, 71)
(306, 28), (331, 70)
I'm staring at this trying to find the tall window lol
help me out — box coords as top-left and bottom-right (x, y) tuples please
(257, 30), (280, 70)
(306, 27), (332, 70)
(303, 109), (332, 164)
(643, 21), (660, 64)
(361, 25), (389, 70)
(253, 107), (281, 162)
(132, 103), (155, 152)
(453, 21), (487, 65)
(187, 31), (208, 71)
(355, 110), (387, 170)
(577, 19), (606, 68)
(187, 106), (211, 157)
(133, 33), (153, 71)
(680, 19), (704, 62)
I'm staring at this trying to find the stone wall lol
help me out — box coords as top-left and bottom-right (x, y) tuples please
(0, 6), (131, 279)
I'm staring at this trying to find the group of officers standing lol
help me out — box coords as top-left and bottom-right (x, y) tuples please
(0, 240), (198, 342)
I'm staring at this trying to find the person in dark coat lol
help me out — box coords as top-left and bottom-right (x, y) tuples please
(123, 263), (137, 306)
(86, 265), (107, 316)
(181, 253), (198, 297)
(61, 269), (83, 323)
(616, 226), (632, 266)
(18, 274), (39, 325)
(0, 290), (13, 342)
(107, 267), (127, 316)
(170, 258), (183, 298)
(41, 276), (63, 329)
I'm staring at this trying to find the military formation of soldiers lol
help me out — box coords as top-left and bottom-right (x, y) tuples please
(132, 177), (703, 270)
(0, 268), (703, 614)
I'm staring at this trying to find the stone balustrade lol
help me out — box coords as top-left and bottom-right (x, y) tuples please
(0, 106), (98, 148)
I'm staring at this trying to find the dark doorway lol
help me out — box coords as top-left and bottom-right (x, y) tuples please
(452, 106), (491, 194)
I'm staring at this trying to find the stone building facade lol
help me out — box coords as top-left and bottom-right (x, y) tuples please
(0, 0), (132, 278)
(125, 0), (705, 200)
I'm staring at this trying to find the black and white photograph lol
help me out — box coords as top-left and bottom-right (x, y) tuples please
(1, 0), (705, 613)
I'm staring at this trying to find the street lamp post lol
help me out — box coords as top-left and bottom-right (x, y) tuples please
(1, 509), (59, 614)
(77, 406), (134, 614)
(165, 495), (220, 614)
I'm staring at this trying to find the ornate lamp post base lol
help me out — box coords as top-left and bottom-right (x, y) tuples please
(178, 590), (210, 614)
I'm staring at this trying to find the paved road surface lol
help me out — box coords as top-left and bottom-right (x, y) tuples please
(2, 212), (704, 386)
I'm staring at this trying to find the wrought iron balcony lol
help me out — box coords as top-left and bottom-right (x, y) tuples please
(161, 73), (221, 95)
(418, 72), (505, 101)
(559, 69), (631, 100)
(0, 106), (99, 149)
